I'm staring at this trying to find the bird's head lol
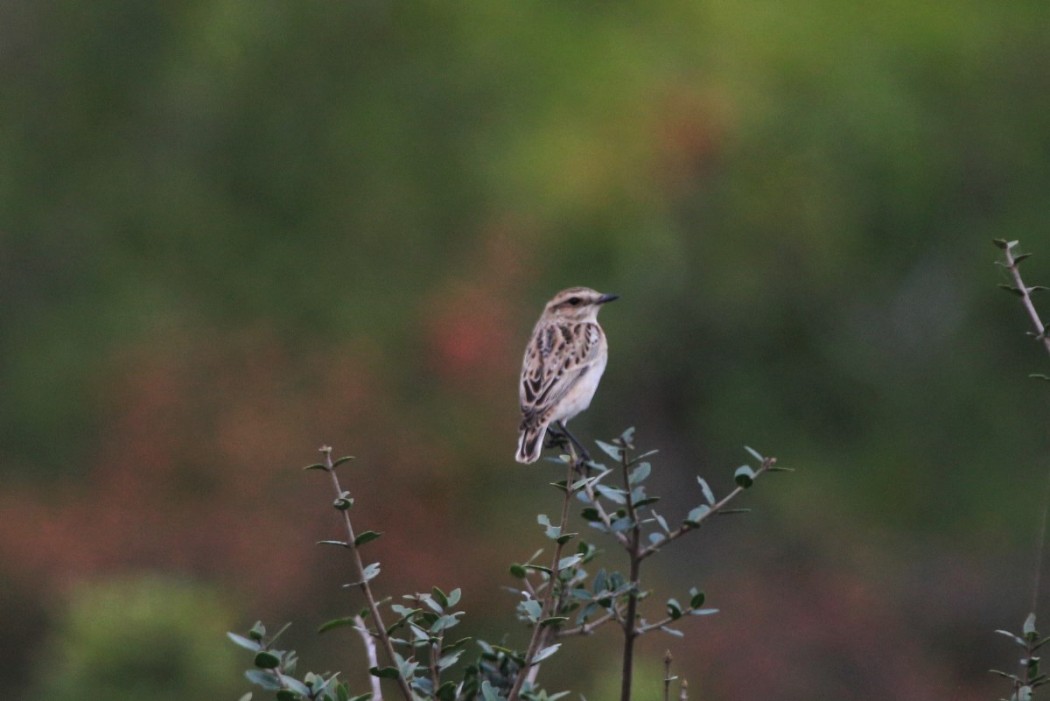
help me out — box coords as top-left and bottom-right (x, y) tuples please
(543, 286), (619, 322)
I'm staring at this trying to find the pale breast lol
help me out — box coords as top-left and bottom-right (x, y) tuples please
(550, 328), (608, 423)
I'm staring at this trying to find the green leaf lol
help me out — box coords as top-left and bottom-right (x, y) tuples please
(228, 632), (262, 652)
(580, 507), (601, 522)
(332, 455), (356, 468)
(302, 463), (327, 471)
(533, 643), (561, 663)
(521, 599), (542, 622)
(432, 587), (449, 609)
(437, 649), (465, 670)
(648, 532), (665, 545)
(318, 616), (358, 634)
(445, 636), (472, 651)
(540, 616), (570, 627)
(690, 590), (706, 608)
(635, 496), (660, 508)
(995, 629), (1026, 646)
(595, 440), (623, 461)
(276, 689), (302, 701)
(369, 666), (400, 679)
(1025, 612), (1039, 638)
(743, 445), (764, 462)
(696, 477), (715, 505)
(628, 462), (651, 485)
(249, 621), (267, 640)
(430, 614), (462, 633)
(690, 608), (719, 616)
(254, 651), (281, 669)
(481, 681), (501, 701)
(993, 238), (1010, 249)
(666, 599), (682, 620)
(684, 505), (710, 527)
(999, 284), (1025, 297)
(510, 563), (528, 579)
(436, 681), (458, 701)
(1031, 286), (1049, 294)
(446, 588), (462, 607)
(1015, 253), (1033, 265)
(558, 554), (583, 570)
(556, 532), (577, 545)
(617, 426), (636, 447)
(345, 562), (381, 587)
(594, 484), (627, 504)
(659, 625), (684, 638)
(317, 540), (349, 548)
(238, 694), (253, 701)
(245, 669), (283, 690)
(734, 465), (756, 488)
(354, 531), (383, 547)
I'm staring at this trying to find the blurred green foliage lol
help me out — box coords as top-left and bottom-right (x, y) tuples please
(29, 575), (243, 700)
(2, 1), (1050, 699)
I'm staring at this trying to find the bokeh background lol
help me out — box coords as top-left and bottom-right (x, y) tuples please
(3, 2), (1050, 699)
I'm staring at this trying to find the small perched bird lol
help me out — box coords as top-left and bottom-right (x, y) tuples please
(516, 286), (618, 463)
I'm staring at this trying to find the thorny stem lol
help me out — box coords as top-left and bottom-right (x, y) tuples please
(998, 240), (1050, 698)
(1001, 241), (1050, 357)
(507, 448), (580, 701)
(320, 447), (416, 701)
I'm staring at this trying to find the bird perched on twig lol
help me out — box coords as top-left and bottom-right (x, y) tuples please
(516, 286), (618, 464)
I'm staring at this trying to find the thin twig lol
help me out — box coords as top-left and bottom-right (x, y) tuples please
(999, 241), (1050, 615)
(639, 457), (779, 560)
(1001, 241), (1050, 357)
(320, 447), (416, 701)
(662, 650), (673, 701)
(620, 444), (642, 701)
(578, 469), (632, 549)
(556, 610), (617, 637)
(352, 615), (384, 701)
(507, 450), (580, 701)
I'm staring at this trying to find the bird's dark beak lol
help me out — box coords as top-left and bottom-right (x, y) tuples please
(598, 293), (619, 304)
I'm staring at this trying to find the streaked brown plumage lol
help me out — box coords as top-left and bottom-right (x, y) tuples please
(516, 287), (618, 463)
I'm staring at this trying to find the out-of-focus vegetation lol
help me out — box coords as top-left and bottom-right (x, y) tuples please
(2, 1), (1049, 699)
(29, 575), (243, 700)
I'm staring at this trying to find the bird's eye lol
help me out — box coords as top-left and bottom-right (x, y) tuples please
(568, 297), (581, 306)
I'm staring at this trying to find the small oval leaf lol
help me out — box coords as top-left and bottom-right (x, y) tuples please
(254, 651), (281, 669)
(354, 531), (383, 547)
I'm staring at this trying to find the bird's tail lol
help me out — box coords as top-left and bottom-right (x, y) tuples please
(516, 421), (549, 464)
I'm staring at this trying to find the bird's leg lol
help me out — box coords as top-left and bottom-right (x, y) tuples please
(555, 421), (591, 464)
(544, 425), (571, 451)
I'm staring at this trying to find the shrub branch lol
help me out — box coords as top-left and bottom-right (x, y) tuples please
(319, 446), (415, 701)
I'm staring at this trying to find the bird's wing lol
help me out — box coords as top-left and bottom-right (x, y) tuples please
(519, 322), (602, 422)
